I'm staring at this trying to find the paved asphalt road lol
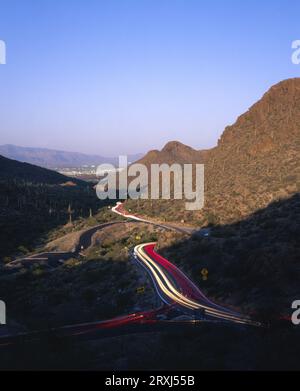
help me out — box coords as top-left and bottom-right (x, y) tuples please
(0, 203), (259, 346)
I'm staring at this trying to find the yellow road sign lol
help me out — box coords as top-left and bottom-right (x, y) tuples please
(137, 286), (145, 294)
(201, 268), (209, 281)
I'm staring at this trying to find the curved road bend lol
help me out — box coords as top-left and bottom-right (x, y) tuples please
(135, 244), (258, 326)
(6, 221), (127, 269)
(0, 203), (259, 346)
(112, 202), (195, 235)
(113, 202), (259, 326)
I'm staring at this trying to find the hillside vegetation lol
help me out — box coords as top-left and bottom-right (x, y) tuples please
(126, 78), (300, 226)
(0, 155), (103, 259)
(157, 194), (300, 322)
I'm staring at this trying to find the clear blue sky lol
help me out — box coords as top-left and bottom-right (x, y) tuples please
(0, 0), (300, 156)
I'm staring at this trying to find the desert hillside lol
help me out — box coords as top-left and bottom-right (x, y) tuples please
(136, 140), (208, 166)
(204, 78), (300, 223)
(0, 155), (101, 259)
(126, 78), (300, 225)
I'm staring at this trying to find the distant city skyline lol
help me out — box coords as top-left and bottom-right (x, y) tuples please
(0, 0), (300, 155)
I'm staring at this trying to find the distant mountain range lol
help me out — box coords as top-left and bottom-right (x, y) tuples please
(0, 144), (143, 169)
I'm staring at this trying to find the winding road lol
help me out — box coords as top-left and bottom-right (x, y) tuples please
(113, 202), (258, 326)
(0, 202), (259, 346)
(135, 243), (256, 326)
